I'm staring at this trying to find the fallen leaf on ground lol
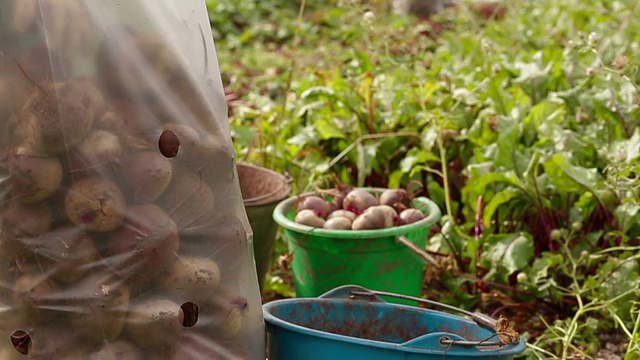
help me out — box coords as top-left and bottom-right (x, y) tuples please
(495, 314), (520, 345)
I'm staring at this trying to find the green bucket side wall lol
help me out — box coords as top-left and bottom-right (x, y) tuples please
(285, 229), (429, 303)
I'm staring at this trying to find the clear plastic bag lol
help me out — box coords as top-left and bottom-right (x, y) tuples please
(0, 1), (264, 358)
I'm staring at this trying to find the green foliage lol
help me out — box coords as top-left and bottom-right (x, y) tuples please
(208, 0), (640, 357)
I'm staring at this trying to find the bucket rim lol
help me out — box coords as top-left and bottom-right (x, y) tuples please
(272, 188), (441, 239)
(263, 296), (527, 356)
(237, 163), (293, 205)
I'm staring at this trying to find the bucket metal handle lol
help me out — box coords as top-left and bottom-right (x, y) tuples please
(397, 235), (440, 268)
(243, 172), (293, 205)
(349, 289), (520, 348)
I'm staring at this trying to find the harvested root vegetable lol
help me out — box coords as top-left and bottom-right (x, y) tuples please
(186, 135), (236, 194)
(0, 199), (53, 245)
(379, 188), (410, 212)
(327, 209), (357, 222)
(351, 207), (387, 230)
(64, 177), (126, 232)
(3, 144), (63, 204)
(70, 129), (122, 172)
(30, 226), (98, 283)
(201, 287), (247, 341)
(158, 168), (215, 233)
(100, 100), (158, 141)
(295, 209), (326, 228)
(21, 78), (103, 154)
(157, 256), (221, 302)
(342, 189), (378, 213)
(67, 274), (130, 342)
(179, 214), (248, 269)
(118, 151), (173, 203)
(125, 298), (184, 350)
(107, 204), (179, 282)
(96, 108), (154, 153)
(323, 217), (352, 230)
(297, 196), (330, 218)
(399, 208), (425, 225)
(371, 205), (398, 228)
(12, 273), (59, 323)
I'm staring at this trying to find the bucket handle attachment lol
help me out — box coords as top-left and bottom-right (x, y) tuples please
(349, 289), (520, 348)
(243, 172), (293, 205)
(397, 235), (440, 268)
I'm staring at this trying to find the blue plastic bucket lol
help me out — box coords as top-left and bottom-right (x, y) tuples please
(264, 285), (526, 360)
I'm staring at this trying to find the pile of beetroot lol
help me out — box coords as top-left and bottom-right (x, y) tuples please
(294, 188), (427, 230)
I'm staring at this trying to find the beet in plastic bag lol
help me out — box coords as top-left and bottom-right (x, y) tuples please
(0, 1), (264, 358)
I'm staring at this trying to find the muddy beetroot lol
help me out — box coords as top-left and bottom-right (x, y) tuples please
(297, 195), (330, 218)
(399, 208), (425, 225)
(342, 189), (378, 214)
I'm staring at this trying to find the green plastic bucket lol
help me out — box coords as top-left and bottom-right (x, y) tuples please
(238, 163), (292, 290)
(272, 189), (441, 304)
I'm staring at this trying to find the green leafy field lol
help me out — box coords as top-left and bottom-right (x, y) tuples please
(207, 0), (640, 358)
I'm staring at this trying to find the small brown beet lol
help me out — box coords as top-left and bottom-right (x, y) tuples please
(0, 199), (53, 245)
(351, 208), (387, 230)
(182, 136), (236, 187)
(107, 204), (179, 281)
(30, 226), (99, 283)
(3, 144), (63, 204)
(22, 79), (102, 154)
(13, 247), (40, 274)
(327, 209), (357, 222)
(179, 215), (248, 272)
(323, 217), (352, 230)
(368, 205), (397, 228)
(70, 129), (123, 172)
(342, 189), (378, 214)
(399, 208), (425, 225)
(12, 273), (59, 323)
(125, 298), (184, 350)
(98, 100), (158, 141)
(64, 177), (126, 232)
(199, 287), (247, 341)
(157, 168), (215, 233)
(157, 256), (221, 302)
(67, 273), (130, 342)
(294, 209), (326, 228)
(297, 196), (330, 218)
(379, 188), (409, 211)
(118, 151), (173, 203)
